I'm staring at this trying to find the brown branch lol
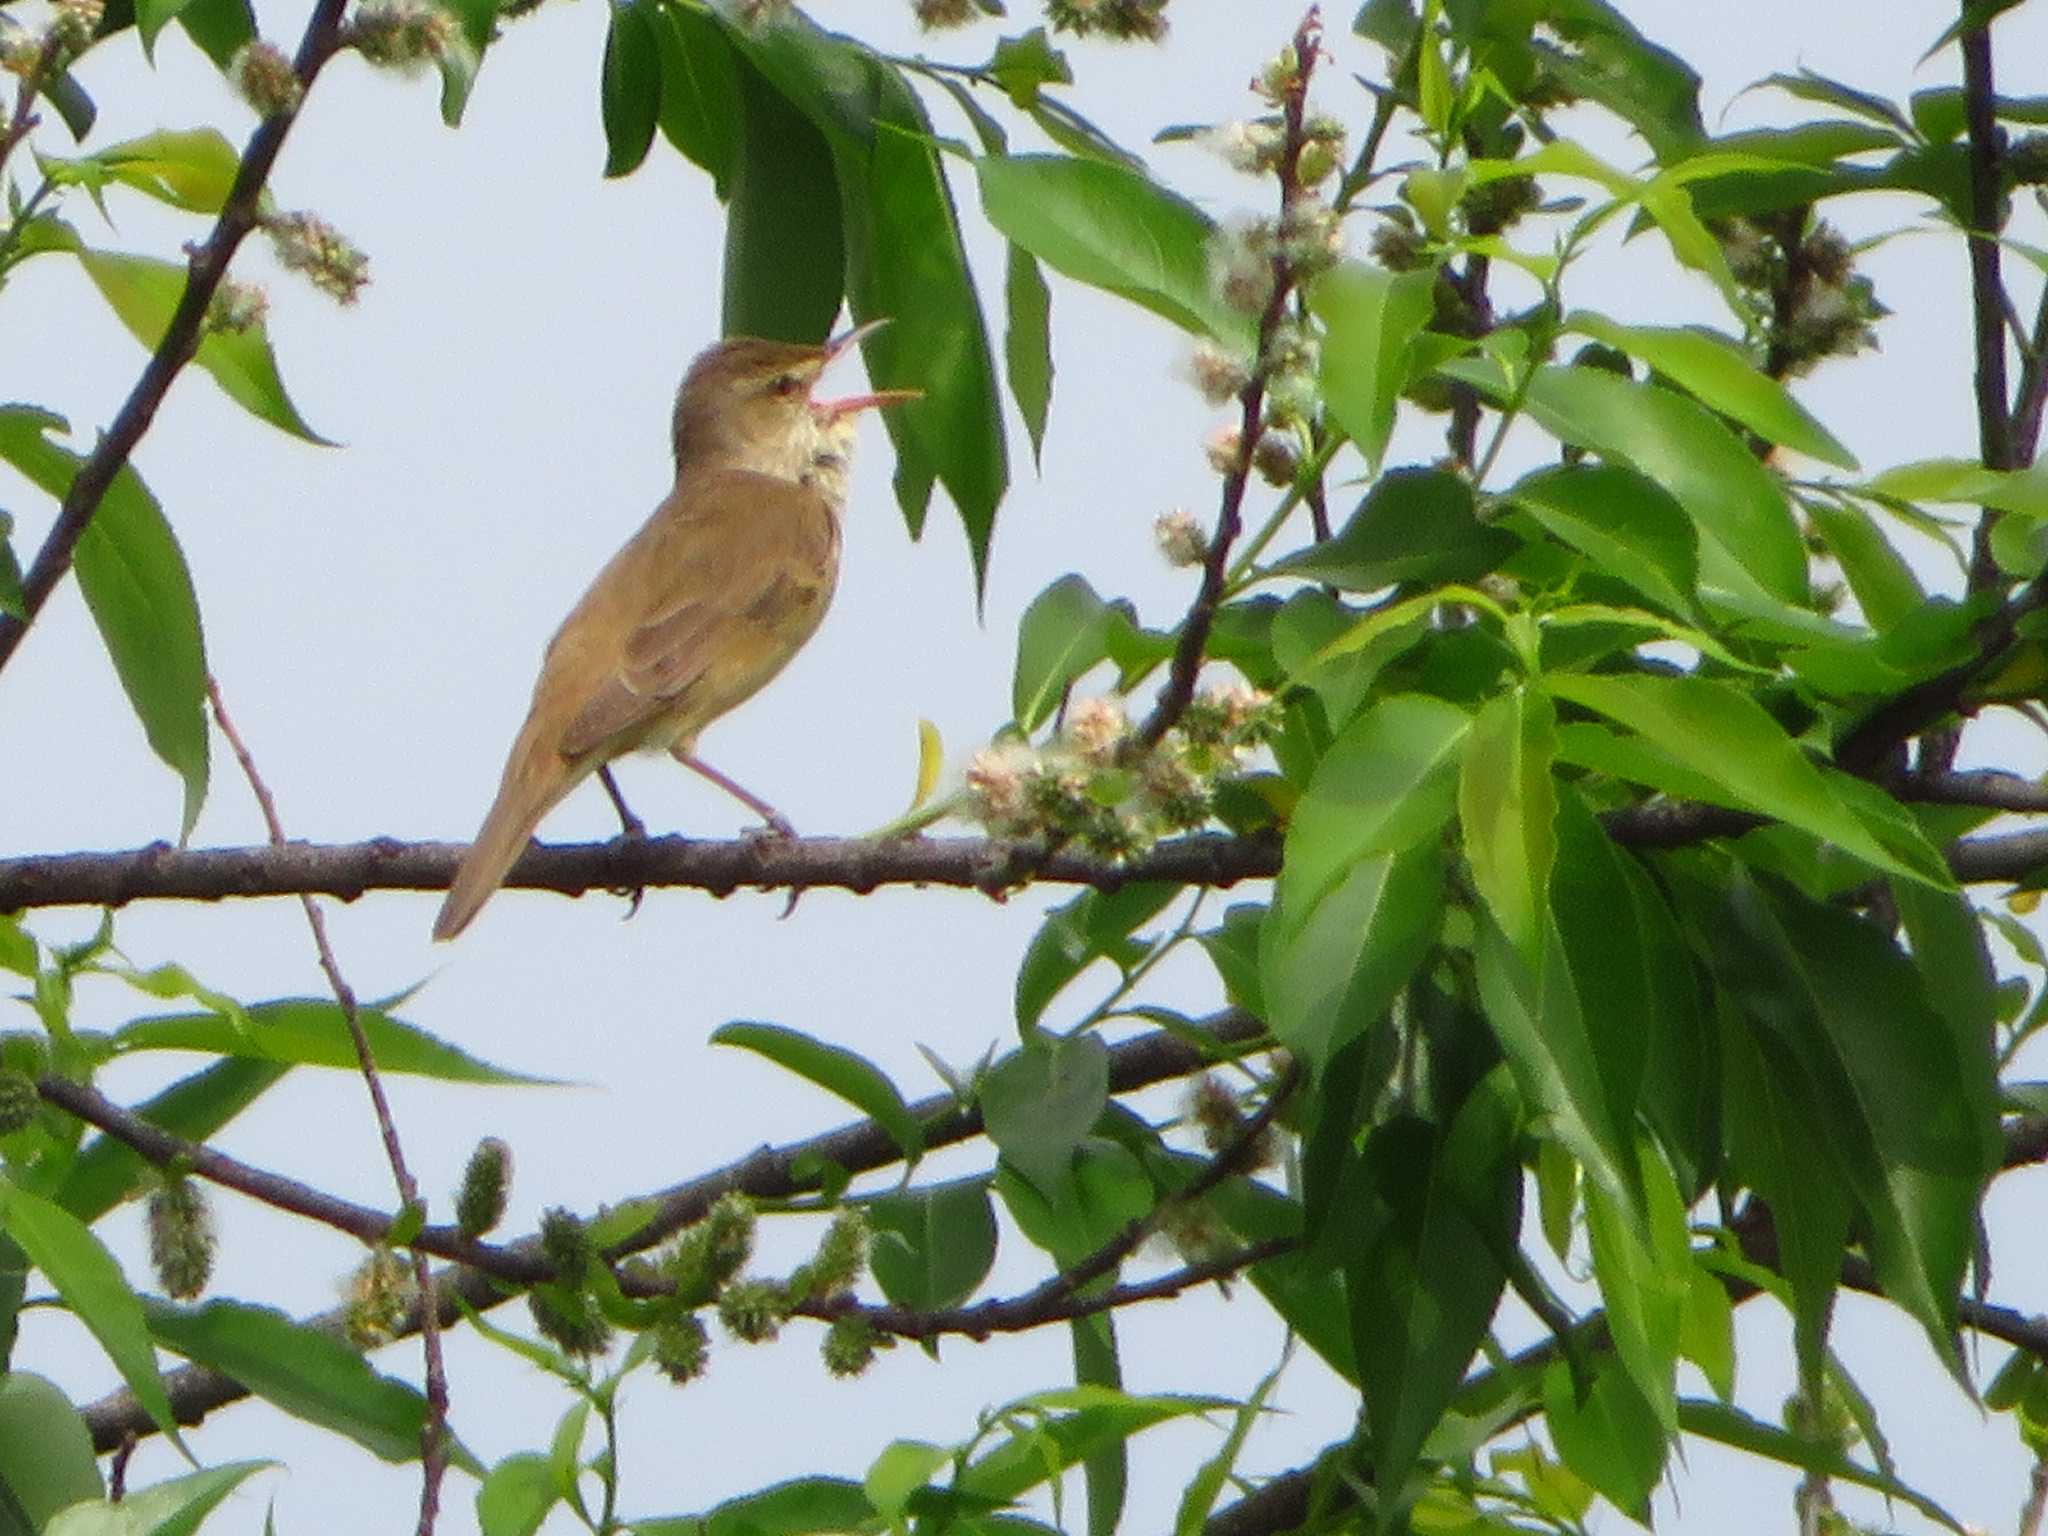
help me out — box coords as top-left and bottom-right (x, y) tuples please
(0, 831), (1284, 912)
(1137, 7), (1322, 751)
(74, 1011), (1269, 1449)
(16, 756), (2048, 918)
(206, 680), (448, 1532)
(0, 0), (352, 675)
(1961, 3), (2017, 590)
(799, 1237), (1297, 1342)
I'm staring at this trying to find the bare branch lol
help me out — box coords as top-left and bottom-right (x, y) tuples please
(1960, 2), (2017, 589)
(0, 831), (1283, 912)
(207, 678), (449, 1531)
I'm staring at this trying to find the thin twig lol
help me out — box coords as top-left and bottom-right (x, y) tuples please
(800, 1237), (1297, 1341)
(1137, 7), (1323, 751)
(206, 679), (449, 1536)
(0, 0), (353, 675)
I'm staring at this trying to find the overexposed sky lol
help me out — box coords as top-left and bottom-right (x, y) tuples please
(7, 2), (2048, 1532)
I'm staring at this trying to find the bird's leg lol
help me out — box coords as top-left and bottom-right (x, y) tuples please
(598, 765), (648, 840)
(671, 747), (802, 918)
(670, 749), (796, 839)
(597, 765), (647, 919)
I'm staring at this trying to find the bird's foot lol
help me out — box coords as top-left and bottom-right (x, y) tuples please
(738, 817), (802, 917)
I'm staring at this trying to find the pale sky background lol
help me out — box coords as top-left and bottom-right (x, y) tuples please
(7, 2), (2048, 1532)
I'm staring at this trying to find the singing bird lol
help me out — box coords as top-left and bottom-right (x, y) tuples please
(433, 321), (916, 941)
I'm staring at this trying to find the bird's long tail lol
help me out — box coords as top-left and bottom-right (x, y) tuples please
(433, 724), (578, 942)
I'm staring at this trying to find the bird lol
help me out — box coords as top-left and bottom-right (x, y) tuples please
(432, 320), (916, 941)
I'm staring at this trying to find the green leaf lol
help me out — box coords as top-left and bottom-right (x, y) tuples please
(1677, 1400), (1969, 1532)
(1543, 672), (1946, 888)
(1015, 884), (1180, 1030)
(45, 1462), (273, 1536)
(1517, 365), (1807, 605)
(638, 1477), (873, 1536)
(1261, 840), (1444, 1074)
(996, 1140), (1150, 1269)
(1173, 1354), (1283, 1536)
(434, 0), (496, 124)
(1801, 496), (1924, 629)
(0, 1182), (178, 1448)
(73, 249), (330, 445)
(980, 1034), (1108, 1199)
(864, 1441), (950, 1522)
(0, 513), (23, 619)
(600, 0), (661, 178)
(958, 1389), (1235, 1507)
(649, 4), (739, 193)
(0, 408), (210, 838)
(868, 1177), (997, 1310)
(719, 50), (843, 345)
(1758, 68), (1914, 137)
(477, 1453), (557, 1536)
(133, 0), (195, 57)
(1004, 244), (1054, 466)
(710, 1021), (923, 1161)
(1278, 693), (1471, 918)
(984, 28), (1073, 107)
(1071, 1312), (1124, 1536)
(1551, 792), (1711, 1193)
(1276, 468), (1516, 592)
(58, 1057), (289, 1222)
(1309, 262), (1437, 473)
(1680, 1259), (1736, 1401)
(0, 1372), (102, 1527)
(1504, 463), (1698, 619)
(49, 129), (240, 214)
(1013, 573), (1112, 730)
(1532, 3), (1704, 162)
(1473, 916), (1643, 1236)
(1563, 312), (1856, 469)
(144, 1298), (433, 1463)
(1459, 688), (1557, 963)
(714, 20), (1007, 592)
(1541, 1356), (1664, 1518)
(1583, 1139), (1689, 1431)
(977, 154), (1252, 347)
(110, 999), (561, 1085)
(170, 0), (255, 69)
(1351, 1072), (1519, 1509)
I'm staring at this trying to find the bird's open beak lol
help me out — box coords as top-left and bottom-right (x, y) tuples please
(814, 317), (920, 418)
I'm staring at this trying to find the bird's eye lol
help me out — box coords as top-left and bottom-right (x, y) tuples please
(770, 372), (804, 397)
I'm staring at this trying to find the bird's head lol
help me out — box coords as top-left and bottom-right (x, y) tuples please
(671, 320), (917, 482)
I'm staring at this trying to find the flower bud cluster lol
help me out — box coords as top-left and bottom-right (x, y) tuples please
(1204, 119), (1285, 177)
(1153, 508), (1207, 567)
(1204, 423), (1299, 486)
(1715, 215), (1886, 377)
(349, 0), (461, 73)
(1184, 342), (1250, 406)
(49, 0), (103, 54)
(264, 210), (370, 304)
(0, 1069), (36, 1135)
(454, 1136), (511, 1237)
(1045, 0), (1167, 43)
(148, 1177), (216, 1299)
(344, 1248), (415, 1348)
(966, 684), (1280, 857)
(912, 0), (976, 27)
(206, 278), (268, 336)
(230, 39), (302, 116)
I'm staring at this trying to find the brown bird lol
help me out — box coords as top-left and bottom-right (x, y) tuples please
(432, 321), (916, 941)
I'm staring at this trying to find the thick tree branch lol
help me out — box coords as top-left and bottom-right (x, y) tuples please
(0, 832), (1283, 912)
(0, 0), (353, 674)
(17, 768), (2048, 918)
(75, 1011), (1268, 1448)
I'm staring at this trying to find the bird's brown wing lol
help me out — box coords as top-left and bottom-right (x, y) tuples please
(555, 469), (840, 760)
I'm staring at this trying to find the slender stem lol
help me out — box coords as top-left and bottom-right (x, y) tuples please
(1961, 4), (2016, 590)
(1073, 887), (1208, 1030)
(206, 680), (450, 1536)
(0, 0), (352, 675)
(1136, 7), (1324, 751)
(1224, 432), (1347, 586)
